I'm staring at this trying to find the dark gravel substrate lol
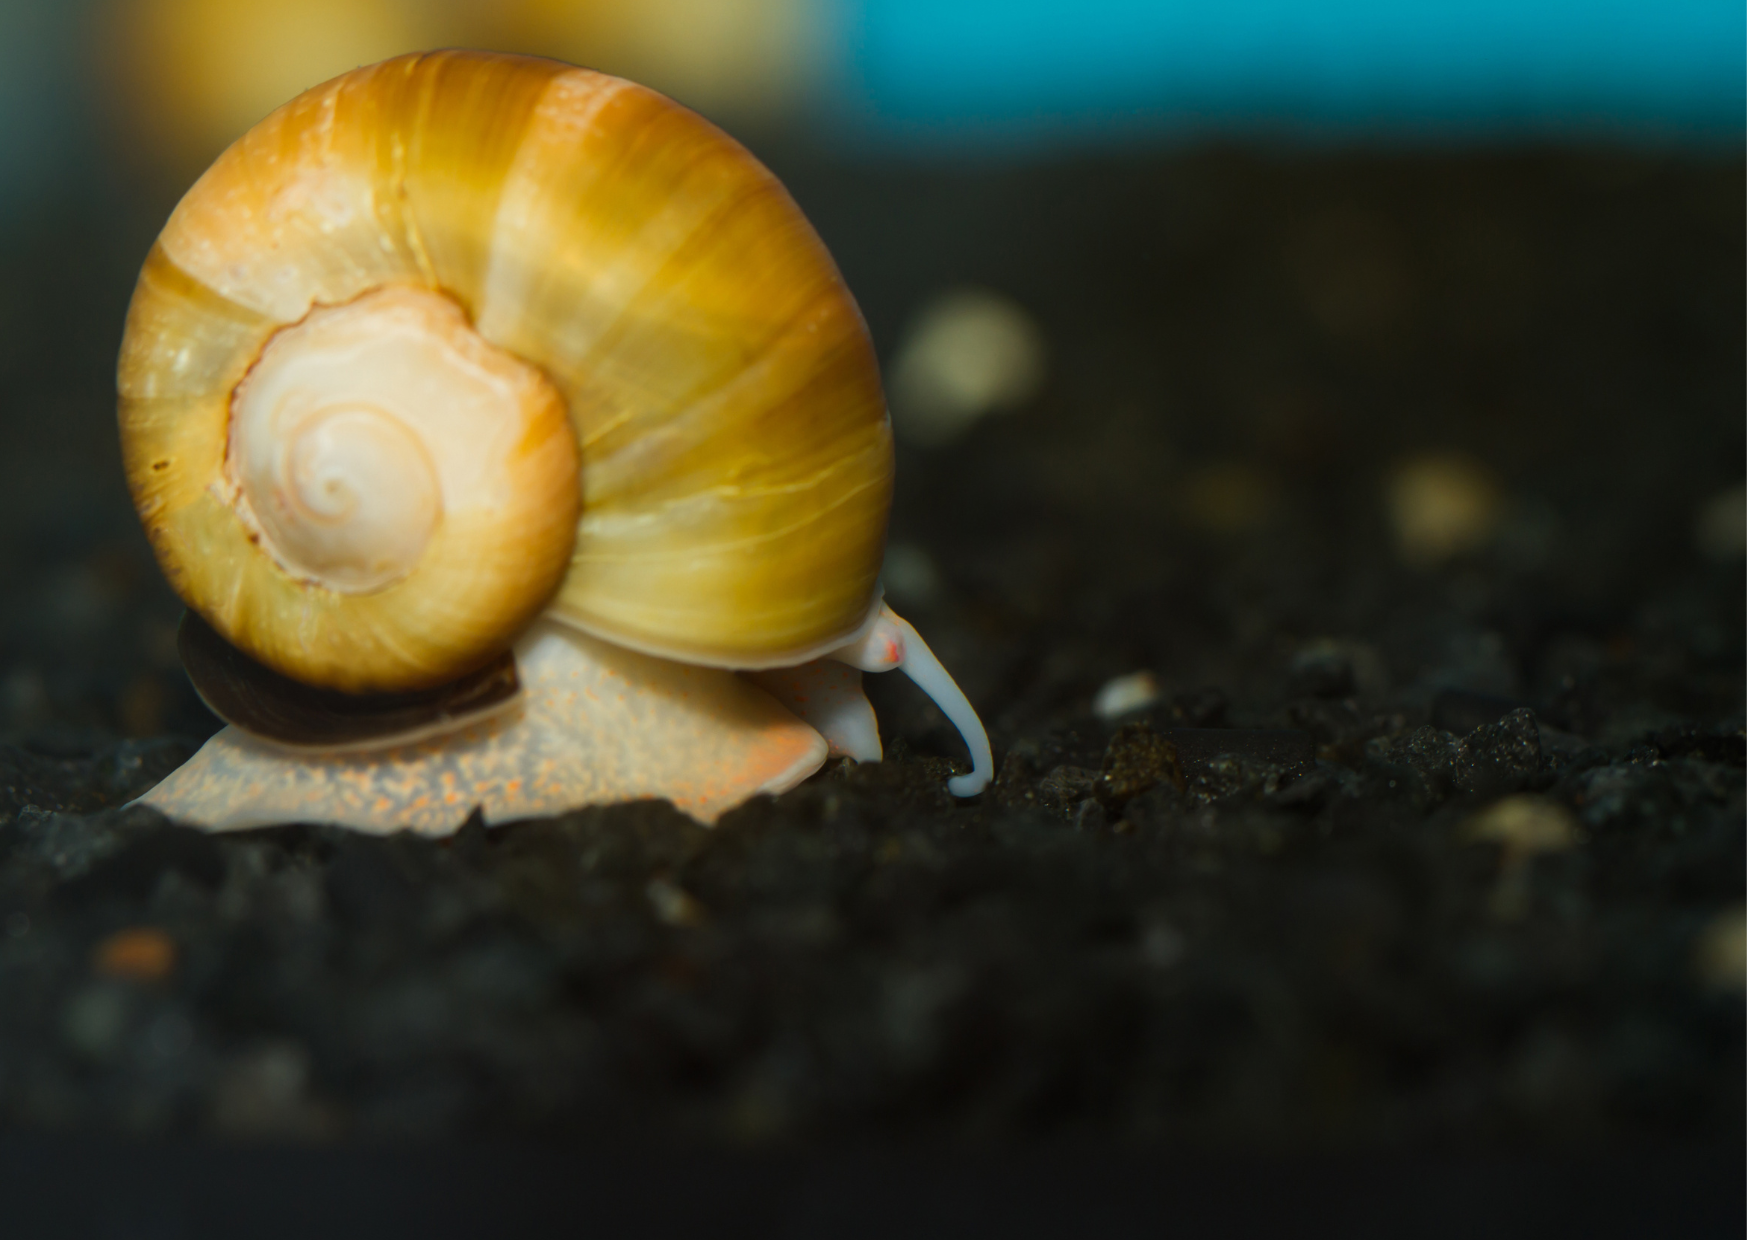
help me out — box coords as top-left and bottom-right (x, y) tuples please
(0, 144), (1740, 1222)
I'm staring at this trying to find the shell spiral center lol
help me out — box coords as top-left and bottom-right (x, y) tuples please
(254, 400), (439, 592)
(225, 285), (567, 597)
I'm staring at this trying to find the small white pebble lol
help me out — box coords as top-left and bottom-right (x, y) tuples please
(646, 877), (707, 927)
(881, 542), (943, 606)
(1694, 905), (1745, 991)
(1385, 452), (1502, 567)
(209, 1040), (332, 1139)
(1465, 795), (1577, 857)
(888, 288), (1045, 447)
(1693, 484), (1745, 562)
(1466, 795), (1578, 921)
(1093, 670), (1161, 721)
(1140, 920), (1186, 969)
(62, 984), (130, 1060)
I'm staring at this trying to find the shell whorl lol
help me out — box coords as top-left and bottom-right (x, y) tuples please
(119, 50), (893, 692)
(226, 287), (567, 597)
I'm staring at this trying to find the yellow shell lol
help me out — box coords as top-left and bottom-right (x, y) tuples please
(118, 50), (893, 693)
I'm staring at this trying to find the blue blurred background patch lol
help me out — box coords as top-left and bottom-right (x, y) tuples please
(835, 0), (1745, 146)
(0, 0), (1741, 222)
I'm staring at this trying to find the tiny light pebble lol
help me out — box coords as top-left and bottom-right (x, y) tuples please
(209, 1040), (333, 1139)
(1140, 920), (1186, 969)
(1465, 795), (1577, 921)
(888, 288), (1046, 447)
(63, 984), (131, 1060)
(1384, 451), (1502, 567)
(1465, 795), (1578, 858)
(1693, 484), (1746, 562)
(1693, 905), (1745, 991)
(882, 542), (943, 606)
(646, 877), (708, 927)
(1093, 670), (1161, 720)
(93, 926), (177, 982)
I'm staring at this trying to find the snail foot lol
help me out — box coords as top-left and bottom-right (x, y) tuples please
(137, 620), (827, 834)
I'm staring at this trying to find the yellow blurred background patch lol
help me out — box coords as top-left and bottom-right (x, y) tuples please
(98, 0), (821, 173)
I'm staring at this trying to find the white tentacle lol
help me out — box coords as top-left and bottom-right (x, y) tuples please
(830, 604), (993, 797)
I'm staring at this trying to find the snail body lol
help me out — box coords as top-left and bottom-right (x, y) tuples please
(123, 51), (991, 832)
(150, 618), (831, 832)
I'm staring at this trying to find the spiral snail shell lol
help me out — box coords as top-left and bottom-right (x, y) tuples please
(121, 50), (991, 832)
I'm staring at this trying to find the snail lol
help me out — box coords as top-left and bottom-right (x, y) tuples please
(121, 50), (992, 834)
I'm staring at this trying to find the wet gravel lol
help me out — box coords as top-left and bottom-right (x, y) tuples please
(0, 144), (1739, 1161)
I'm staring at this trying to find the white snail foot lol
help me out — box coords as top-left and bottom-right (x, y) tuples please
(137, 620), (828, 834)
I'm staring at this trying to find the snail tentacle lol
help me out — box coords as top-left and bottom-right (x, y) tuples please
(829, 604), (994, 797)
